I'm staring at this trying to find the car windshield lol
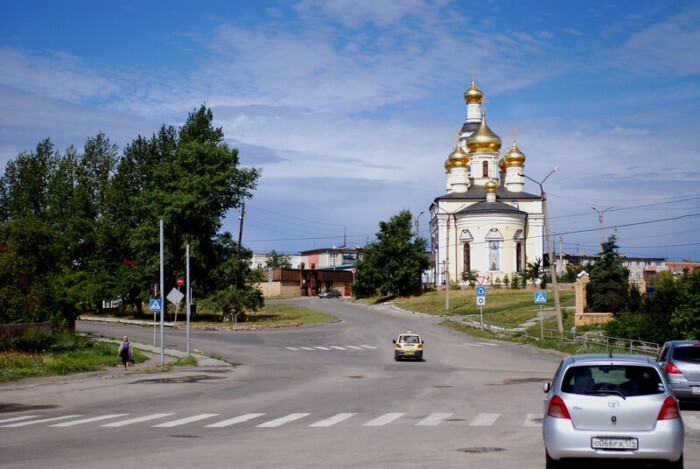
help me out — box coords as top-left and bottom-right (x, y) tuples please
(561, 365), (663, 397)
(399, 336), (420, 344)
(673, 346), (700, 362)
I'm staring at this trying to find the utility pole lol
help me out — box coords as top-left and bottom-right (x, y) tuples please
(432, 202), (451, 313)
(521, 168), (563, 336)
(237, 202), (246, 257)
(592, 206), (613, 247)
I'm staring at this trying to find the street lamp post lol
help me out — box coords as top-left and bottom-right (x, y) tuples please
(413, 210), (425, 290)
(520, 167), (563, 336)
(592, 206), (613, 246)
(413, 210), (424, 237)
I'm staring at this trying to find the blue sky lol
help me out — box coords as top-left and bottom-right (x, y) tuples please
(2, 0), (700, 261)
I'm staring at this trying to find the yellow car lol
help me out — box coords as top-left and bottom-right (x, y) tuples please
(393, 332), (424, 361)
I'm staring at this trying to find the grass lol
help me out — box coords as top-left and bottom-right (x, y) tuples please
(0, 335), (147, 383)
(191, 302), (339, 326)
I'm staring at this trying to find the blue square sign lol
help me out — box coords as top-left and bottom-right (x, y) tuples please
(534, 292), (547, 304)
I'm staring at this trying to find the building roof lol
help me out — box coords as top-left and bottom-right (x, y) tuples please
(434, 185), (541, 202)
(456, 200), (527, 216)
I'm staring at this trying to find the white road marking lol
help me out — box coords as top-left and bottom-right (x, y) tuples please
(299, 347), (315, 350)
(257, 413), (310, 428)
(523, 414), (542, 427)
(309, 413), (357, 427)
(205, 413), (265, 428)
(683, 415), (700, 431)
(469, 413), (500, 426)
(1, 415), (83, 428)
(345, 345), (363, 350)
(477, 342), (499, 347)
(417, 413), (453, 426)
(152, 414), (220, 428)
(285, 347), (299, 351)
(0, 415), (39, 424)
(315, 346), (332, 350)
(101, 413), (174, 427)
(329, 346), (346, 350)
(50, 414), (130, 427)
(360, 345), (377, 349)
(363, 413), (404, 426)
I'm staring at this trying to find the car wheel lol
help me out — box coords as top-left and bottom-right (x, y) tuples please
(394, 354), (400, 361)
(545, 451), (561, 469)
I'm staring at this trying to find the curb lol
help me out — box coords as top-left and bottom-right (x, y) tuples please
(95, 339), (231, 368)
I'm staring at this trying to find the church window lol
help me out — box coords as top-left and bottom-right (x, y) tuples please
(515, 243), (522, 272)
(463, 243), (471, 272)
(482, 161), (488, 178)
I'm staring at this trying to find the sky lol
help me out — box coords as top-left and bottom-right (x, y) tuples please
(2, 0), (700, 261)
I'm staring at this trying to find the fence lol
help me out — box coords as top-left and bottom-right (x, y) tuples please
(460, 318), (659, 357)
(0, 322), (52, 339)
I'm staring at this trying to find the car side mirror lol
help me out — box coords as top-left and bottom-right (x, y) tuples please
(542, 382), (551, 393)
(392, 339), (396, 344)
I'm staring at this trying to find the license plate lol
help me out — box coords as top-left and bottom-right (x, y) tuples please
(404, 351), (414, 355)
(591, 437), (638, 450)
(692, 386), (700, 395)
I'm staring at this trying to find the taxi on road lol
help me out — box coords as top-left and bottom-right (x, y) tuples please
(393, 332), (424, 361)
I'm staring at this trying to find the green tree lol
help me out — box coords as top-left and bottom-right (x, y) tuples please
(670, 269), (700, 339)
(586, 235), (630, 314)
(266, 250), (292, 269)
(352, 210), (431, 298)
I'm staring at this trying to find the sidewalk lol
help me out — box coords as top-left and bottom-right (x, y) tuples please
(80, 317), (231, 368)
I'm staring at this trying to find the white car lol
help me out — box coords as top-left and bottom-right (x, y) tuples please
(542, 354), (684, 468)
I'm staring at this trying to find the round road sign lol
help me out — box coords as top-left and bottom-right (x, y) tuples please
(475, 286), (486, 296)
(177, 276), (184, 287)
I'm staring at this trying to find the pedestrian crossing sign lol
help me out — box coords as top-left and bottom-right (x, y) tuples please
(534, 292), (547, 304)
(149, 299), (162, 311)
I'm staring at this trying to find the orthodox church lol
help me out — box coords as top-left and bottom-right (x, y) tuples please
(429, 79), (544, 286)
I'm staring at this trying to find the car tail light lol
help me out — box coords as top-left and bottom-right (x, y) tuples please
(657, 396), (681, 420)
(547, 395), (571, 419)
(395, 344), (402, 349)
(665, 362), (683, 375)
(417, 344), (423, 349)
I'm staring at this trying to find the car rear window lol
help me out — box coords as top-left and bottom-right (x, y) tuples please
(399, 336), (420, 344)
(561, 365), (663, 397)
(672, 346), (700, 362)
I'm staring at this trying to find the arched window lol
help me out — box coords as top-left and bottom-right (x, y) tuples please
(482, 161), (488, 178)
(463, 243), (471, 272)
(516, 243), (522, 272)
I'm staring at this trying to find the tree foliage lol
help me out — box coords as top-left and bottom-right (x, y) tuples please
(266, 249), (292, 269)
(0, 106), (262, 325)
(352, 210), (431, 298)
(585, 235), (630, 314)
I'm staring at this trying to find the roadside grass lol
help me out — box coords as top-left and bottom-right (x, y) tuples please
(192, 302), (338, 326)
(0, 334), (147, 383)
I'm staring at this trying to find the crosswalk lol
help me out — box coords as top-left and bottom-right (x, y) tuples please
(2, 411), (699, 431)
(284, 344), (378, 351)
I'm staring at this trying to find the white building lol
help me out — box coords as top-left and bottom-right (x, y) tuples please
(429, 79), (544, 286)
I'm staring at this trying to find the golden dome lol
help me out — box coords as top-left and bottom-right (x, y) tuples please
(504, 141), (526, 167)
(485, 178), (498, 193)
(467, 113), (502, 153)
(464, 79), (483, 103)
(448, 142), (470, 168)
(498, 157), (507, 171)
(444, 157), (453, 173)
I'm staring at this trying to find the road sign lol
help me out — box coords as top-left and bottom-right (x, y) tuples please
(177, 276), (184, 287)
(534, 291), (547, 304)
(149, 299), (162, 312)
(476, 276), (487, 286)
(167, 287), (185, 305)
(475, 286), (486, 296)
(476, 296), (486, 306)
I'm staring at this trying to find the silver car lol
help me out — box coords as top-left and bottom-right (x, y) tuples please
(542, 354), (684, 468)
(658, 340), (700, 403)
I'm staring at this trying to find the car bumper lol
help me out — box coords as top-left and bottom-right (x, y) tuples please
(667, 381), (700, 400)
(395, 350), (423, 359)
(543, 417), (684, 462)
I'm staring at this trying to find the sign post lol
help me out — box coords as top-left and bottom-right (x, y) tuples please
(534, 291), (547, 340)
(476, 286), (486, 330)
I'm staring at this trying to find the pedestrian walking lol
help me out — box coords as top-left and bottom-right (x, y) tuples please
(117, 336), (133, 370)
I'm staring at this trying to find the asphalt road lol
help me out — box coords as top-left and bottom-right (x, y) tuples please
(1, 298), (698, 468)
